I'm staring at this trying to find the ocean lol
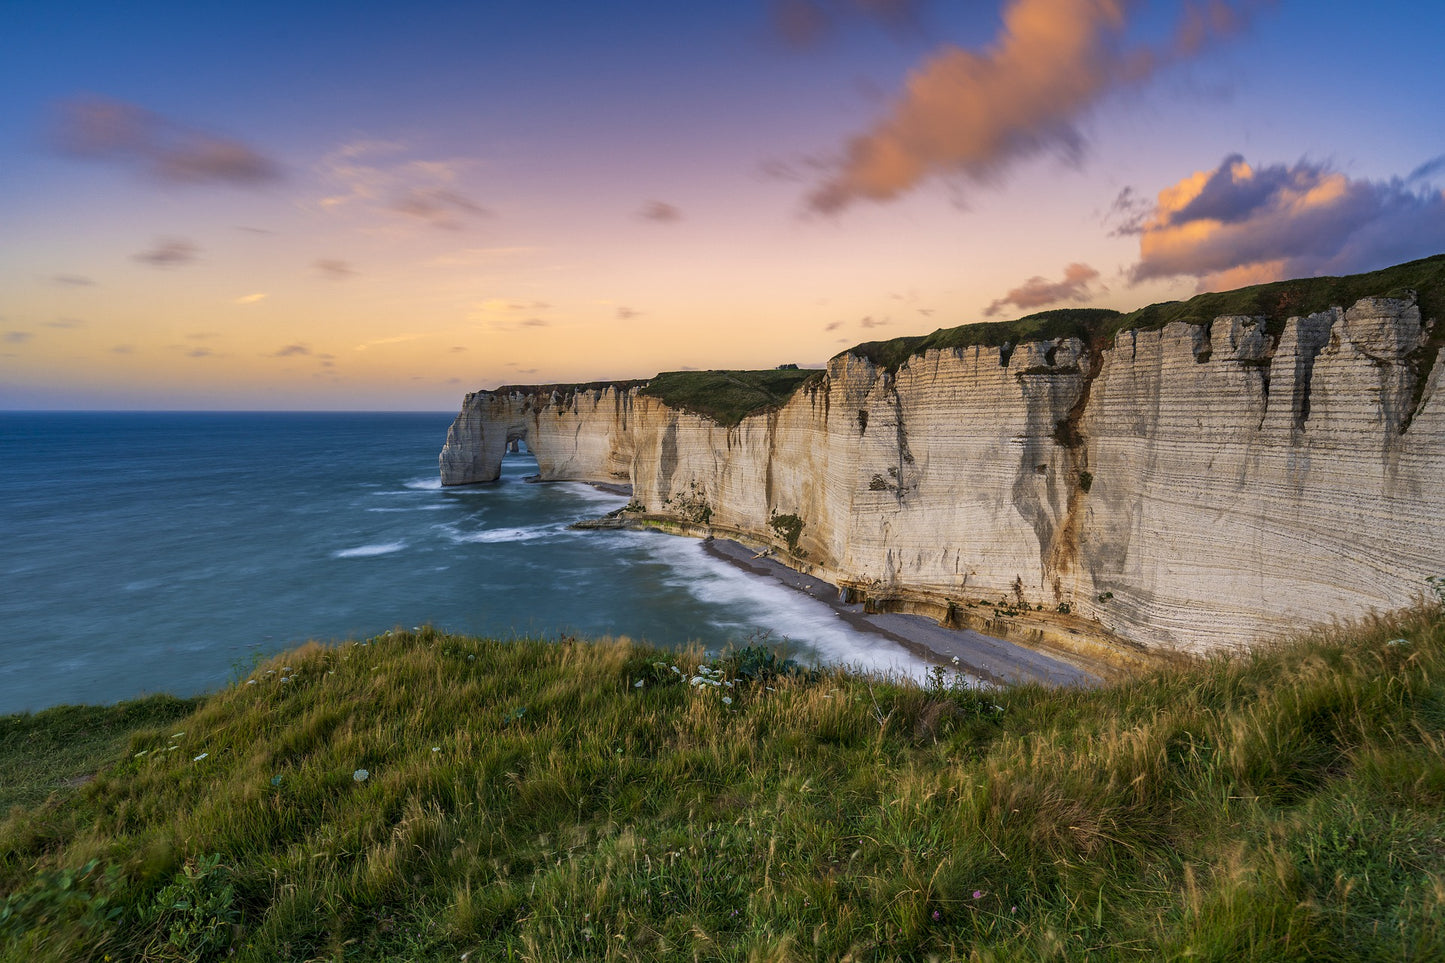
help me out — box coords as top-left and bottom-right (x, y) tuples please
(0, 412), (926, 714)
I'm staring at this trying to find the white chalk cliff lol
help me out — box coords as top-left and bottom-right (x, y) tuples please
(440, 294), (1443, 654)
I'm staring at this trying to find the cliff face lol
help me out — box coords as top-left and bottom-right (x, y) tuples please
(441, 295), (1443, 653)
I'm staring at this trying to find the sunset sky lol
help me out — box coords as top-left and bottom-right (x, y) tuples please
(3, 0), (1443, 410)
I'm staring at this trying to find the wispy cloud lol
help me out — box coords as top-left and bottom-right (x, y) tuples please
(617, 306), (641, 320)
(52, 95), (281, 186)
(4, 331), (33, 344)
(639, 200), (682, 223)
(318, 141), (488, 230)
(45, 318), (86, 329)
(1128, 154), (1445, 290)
(859, 315), (890, 328)
(313, 258), (356, 279)
(270, 344), (310, 357)
(808, 0), (1265, 213)
(52, 274), (95, 287)
(391, 187), (491, 230)
(134, 238), (199, 267)
(984, 262), (1101, 316)
(234, 292), (267, 305)
(824, 320), (845, 331)
(354, 333), (424, 351)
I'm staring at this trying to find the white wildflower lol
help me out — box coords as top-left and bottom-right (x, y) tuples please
(193, 752), (208, 762)
(353, 769), (370, 782)
(722, 696), (733, 706)
(634, 679), (645, 688)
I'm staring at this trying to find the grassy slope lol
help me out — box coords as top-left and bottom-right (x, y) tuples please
(3, 604), (1444, 961)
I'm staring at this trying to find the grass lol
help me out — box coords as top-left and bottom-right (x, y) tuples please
(3, 601), (1444, 961)
(639, 369), (820, 427)
(0, 695), (200, 812)
(840, 253), (1445, 373)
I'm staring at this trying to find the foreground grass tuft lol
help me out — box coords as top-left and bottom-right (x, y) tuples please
(3, 609), (1444, 961)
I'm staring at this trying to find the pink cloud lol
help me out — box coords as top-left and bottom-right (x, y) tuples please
(984, 262), (1101, 316)
(808, 0), (1262, 213)
(1129, 155), (1445, 290)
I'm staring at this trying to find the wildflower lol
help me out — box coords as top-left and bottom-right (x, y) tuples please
(432, 746), (441, 752)
(354, 769), (370, 782)
(722, 696), (733, 705)
(1387, 638), (1411, 647)
(271, 775), (283, 786)
(193, 753), (208, 762)
(134, 750), (149, 758)
(932, 910), (941, 921)
(171, 732), (185, 738)
(1010, 906), (1017, 914)
(245, 679), (257, 686)
(973, 890), (984, 900)
(670, 665), (682, 675)
(952, 656), (960, 664)
(633, 679), (645, 688)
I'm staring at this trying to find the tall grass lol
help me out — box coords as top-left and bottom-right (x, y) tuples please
(3, 607), (1443, 961)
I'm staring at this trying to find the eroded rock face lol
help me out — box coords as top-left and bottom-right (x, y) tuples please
(440, 296), (1443, 652)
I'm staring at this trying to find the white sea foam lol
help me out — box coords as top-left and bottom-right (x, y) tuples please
(366, 505), (448, 513)
(403, 476), (443, 491)
(640, 535), (930, 679)
(445, 524), (563, 545)
(333, 541), (407, 558)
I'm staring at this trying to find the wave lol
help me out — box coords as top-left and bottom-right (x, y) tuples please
(365, 505), (448, 513)
(403, 476), (442, 491)
(439, 523), (565, 545)
(332, 541), (407, 559)
(643, 537), (930, 679)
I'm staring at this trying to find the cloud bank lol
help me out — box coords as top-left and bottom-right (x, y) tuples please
(808, 0), (1260, 213)
(53, 96), (280, 186)
(984, 262), (1101, 316)
(1129, 155), (1445, 290)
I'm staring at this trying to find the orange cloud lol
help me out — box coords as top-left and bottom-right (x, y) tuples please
(808, 0), (1261, 213)
(1130, 155), (1445, 289)
(984, 262), (1101, 316)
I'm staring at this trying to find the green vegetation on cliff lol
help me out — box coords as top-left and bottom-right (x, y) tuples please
(639, 368), (820, 427)
(842, 253), (1445, 372)
(5, 600), (1445, 961)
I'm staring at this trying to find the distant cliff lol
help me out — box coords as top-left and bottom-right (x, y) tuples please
(440, 256), (1445, 653)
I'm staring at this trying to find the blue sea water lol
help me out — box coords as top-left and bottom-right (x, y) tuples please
(0, 412), (925, 714)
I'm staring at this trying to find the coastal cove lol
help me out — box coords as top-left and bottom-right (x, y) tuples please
(0, 412), (973, 716)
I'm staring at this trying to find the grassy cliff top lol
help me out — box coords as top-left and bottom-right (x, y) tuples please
(4, 601), (1443, 959)
(475, 255), (1445, 423)
(638, 367), (821, 427)
(489, 378), (648, 397)
(842, 253), (1445, 372)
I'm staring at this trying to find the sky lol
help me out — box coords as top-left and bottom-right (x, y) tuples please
(2, 0), (1443, 410)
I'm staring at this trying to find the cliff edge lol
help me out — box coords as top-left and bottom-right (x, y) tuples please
(440, 256), (1445, 654)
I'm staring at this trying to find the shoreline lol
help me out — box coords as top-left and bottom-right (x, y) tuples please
(697, 536), (1101, 687)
